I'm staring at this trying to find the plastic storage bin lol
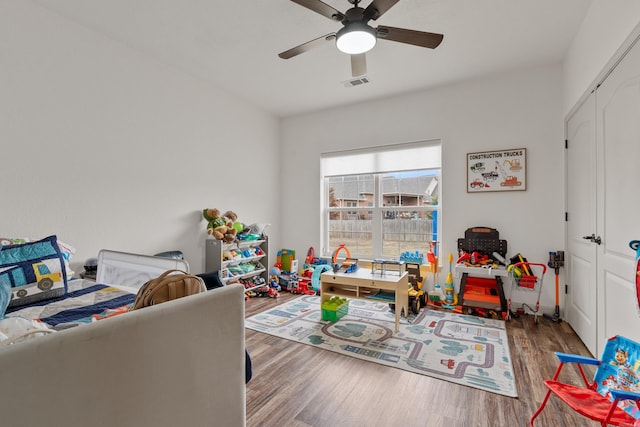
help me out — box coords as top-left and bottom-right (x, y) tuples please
(321, 297), (349, 322)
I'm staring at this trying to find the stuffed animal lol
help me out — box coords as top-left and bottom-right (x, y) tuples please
(202, 208), (238, 242)
(222, 211), (238, 228)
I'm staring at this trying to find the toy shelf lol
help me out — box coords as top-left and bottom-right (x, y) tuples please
(222, 254), (266, 268)
(205, 237), (269, 288)
(223, 264), (267, 284)
(233, 239), (266, 249)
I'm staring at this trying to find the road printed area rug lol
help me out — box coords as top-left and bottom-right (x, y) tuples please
(246, 295), (517, 397)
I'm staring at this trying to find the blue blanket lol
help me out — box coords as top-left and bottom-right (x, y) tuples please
(5, 279), (135, 327)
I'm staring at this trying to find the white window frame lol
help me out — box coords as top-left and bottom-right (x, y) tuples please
(320, 140), (441, 260)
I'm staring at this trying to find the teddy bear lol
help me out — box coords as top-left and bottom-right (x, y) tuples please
(202, 208), (238, 243)
(222, 210), (238, 227)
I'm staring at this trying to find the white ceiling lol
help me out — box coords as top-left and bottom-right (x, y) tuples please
(33, 0), (593, 118)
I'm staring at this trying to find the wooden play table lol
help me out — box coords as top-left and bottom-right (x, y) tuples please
(320, 268), (408, 332)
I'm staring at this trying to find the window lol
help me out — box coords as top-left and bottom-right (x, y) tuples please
(321, 141), (441, 260)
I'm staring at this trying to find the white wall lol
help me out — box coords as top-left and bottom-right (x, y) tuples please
(281, 65), (564, 309)
(6, 0), (639, 311)
(0, 1), (281, 274)
(562, 0), (640, 115)
(279, 2), (640, 313)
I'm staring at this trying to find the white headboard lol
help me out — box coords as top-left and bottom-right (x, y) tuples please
(96, 250), (190, 290)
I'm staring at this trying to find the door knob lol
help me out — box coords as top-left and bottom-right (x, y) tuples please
(582, 234), (602, 245)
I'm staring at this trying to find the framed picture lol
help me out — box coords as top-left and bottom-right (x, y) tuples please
(467, 148), (527, 193)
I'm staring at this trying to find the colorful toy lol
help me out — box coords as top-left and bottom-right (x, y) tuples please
(246, 275), (279, 298)
(457, 250), (492, 266)
(292, 246), (328, 294)
(406, 263), (426, 314)
(331, 243), (358, 272)
(240, 275), (267, 299)
(427, 241), (439, 291)
(344, 262), (358, 273)
(304, 247), (316, 269)
(545, 250), (564, 323)
(387, 263), (426, 315)
(276, 249), (296, 274)
(507, 262), (547, 324)
(332, 243), (350, 264)
(291, 276), (316, 295)
(630, 240), (640, 317)
(331, 244), (350, 270)
(311, 264), (333, 291)
(442, 253), (458, 309)
(299, 267), (319, 291)
(400, 250), (425, 264)
(302, 246), (327, 268)
(427, 242), (437, 269)
(269, 275), (281, 292)
(321, 296), (349, 322)
(429, 282), (443, 306)
(202, 208), (238, 242)
(254, 282), (279, 298)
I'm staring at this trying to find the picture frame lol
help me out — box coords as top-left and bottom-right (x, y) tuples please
(467, 148), (527, 193)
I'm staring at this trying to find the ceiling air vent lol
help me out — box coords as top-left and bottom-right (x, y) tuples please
(342, 76), (370, 88)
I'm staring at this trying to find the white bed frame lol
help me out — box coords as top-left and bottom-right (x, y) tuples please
(0, 251), (246, 426)
(96, 249), (191, 290)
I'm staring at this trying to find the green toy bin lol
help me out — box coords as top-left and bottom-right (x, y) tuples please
(321, 298), (349, 322)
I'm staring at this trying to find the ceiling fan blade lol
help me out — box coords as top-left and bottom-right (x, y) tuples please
(377, 25), (443, 49)
(290, 0), (344, 22)
(351, 53), (367, 77)
(278, 33), (336, 59)
(363, 0), (399, 21)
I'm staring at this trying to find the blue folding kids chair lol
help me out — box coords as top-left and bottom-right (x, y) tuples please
(530, 335), (640, 426)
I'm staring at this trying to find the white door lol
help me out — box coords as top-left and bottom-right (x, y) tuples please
(594, 39), (640, 352)
(566, 94), (598, 355)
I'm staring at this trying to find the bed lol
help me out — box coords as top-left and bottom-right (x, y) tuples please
(0, 248), (247, 427)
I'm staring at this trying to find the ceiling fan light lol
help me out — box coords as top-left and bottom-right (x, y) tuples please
(336, 23), (377, 54)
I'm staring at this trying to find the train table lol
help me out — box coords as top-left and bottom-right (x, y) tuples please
(320, 268), (408, 333)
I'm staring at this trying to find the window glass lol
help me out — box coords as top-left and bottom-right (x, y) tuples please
(322, 142), (441, 260)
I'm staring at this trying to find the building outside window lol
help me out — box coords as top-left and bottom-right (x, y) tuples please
(321, 141), (441, 260)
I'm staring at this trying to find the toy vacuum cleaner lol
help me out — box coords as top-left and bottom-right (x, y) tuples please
(544, 251), (564, 323)
(442, 253), (458, 309)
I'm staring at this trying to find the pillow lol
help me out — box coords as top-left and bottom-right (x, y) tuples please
(0, 275), (10, 317)
(1, 237), (76, 279)
(0, 235), (67, 308)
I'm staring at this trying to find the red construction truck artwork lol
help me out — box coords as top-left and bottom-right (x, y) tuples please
(500, 176), (522, 187)
(467, 149), (526, 192)
(495, 161), (522, 187)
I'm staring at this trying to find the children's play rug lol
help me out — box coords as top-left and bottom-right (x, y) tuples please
(246, 295), (517, 397)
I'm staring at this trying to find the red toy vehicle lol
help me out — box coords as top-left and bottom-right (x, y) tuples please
(470, 179), (485, 189)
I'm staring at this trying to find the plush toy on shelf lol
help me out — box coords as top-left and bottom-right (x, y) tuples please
(222, 210), (239, 231)
(202, 208), (238, 243)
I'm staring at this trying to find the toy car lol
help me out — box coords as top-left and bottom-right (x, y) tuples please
(470, 162), (485, 172)
(406, 263), (427, 314)
(470, 179), (485, 189)
(389, 262), (426, 315)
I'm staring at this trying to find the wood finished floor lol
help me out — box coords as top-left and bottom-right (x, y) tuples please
(245, 292), (600, 427)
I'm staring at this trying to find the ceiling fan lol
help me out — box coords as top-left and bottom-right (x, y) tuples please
(278, 0), (444, 78)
